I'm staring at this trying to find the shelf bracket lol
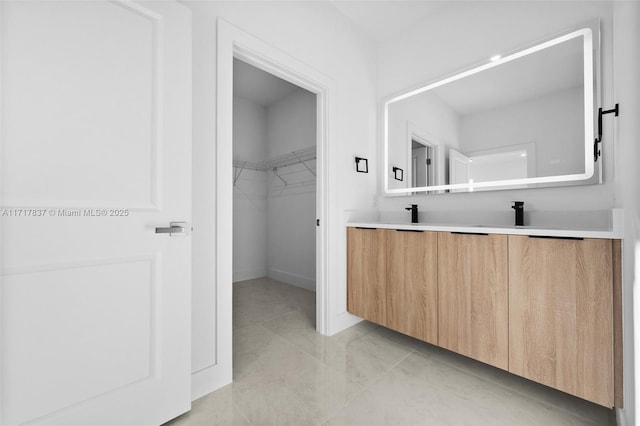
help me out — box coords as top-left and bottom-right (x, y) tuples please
(273, 167), (287, 186)
(301, 160), (317, 177)
(233, 162), (246, 186)
(293, 152), (317, 177)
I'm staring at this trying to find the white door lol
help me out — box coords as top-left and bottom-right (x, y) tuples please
(449, 148), (471, 193)
(1, 1), (191, 425)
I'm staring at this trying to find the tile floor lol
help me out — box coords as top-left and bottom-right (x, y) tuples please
(166, 277), (616, 426)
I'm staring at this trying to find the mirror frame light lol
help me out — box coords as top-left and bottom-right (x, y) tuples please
(384, 26), (597, 195)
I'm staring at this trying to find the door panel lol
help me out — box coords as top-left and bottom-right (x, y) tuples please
(3, 259), (153, 424)
(1, 1), (192, 424)
(347, 228), (386, 326)
(449, 148), (470, 192)
(386, 230), (437, 344)
(509, 235), (614, 407)
(438, 232), (508, 370)
(2, 0), (158, 208)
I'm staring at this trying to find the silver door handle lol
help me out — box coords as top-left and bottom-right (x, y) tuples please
(155, 222), (187, 236)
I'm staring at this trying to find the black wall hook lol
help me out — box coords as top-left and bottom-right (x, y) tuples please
(594, 104), (619, 161)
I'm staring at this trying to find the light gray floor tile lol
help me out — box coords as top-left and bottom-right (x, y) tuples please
(318, 331), (413, 386)
(166, 278), (614, 426)
(164, 385), (250, 426)
(231, 352), (363, 426)
(325, 352), (602, 426)
(231, 323), (363, 424)
(408, 336), (615, 425)
(232, 279), (298, 325)
(261, 311), (380, 366)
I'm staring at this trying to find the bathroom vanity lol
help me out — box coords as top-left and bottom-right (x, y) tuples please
(346, 223), (622, 408)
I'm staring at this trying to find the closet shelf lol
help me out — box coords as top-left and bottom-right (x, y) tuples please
(270, 179), (316, 191)
(232, 160), (269, 172)
(264, 146), (316, 170)
(233, 146), (316, 186)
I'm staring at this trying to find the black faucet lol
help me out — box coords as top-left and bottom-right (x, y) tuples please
(512, 201), (525, 226)
(406, 204), (419, 224)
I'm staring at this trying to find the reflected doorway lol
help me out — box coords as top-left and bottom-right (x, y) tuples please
(411, 136), (436, 188)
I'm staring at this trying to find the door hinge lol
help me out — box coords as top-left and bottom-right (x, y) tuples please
(316, 219), (320, 226)
(426, 159), (432, 165)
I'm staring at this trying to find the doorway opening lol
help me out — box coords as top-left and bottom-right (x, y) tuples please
(232, 58), (318, 330)
(216, 21), (332, 389)
(410, 136), (436, 188)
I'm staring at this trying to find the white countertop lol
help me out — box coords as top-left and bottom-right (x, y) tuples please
(347, 222), (623, 239)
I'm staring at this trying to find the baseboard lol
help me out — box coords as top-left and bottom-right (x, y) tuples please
(233, 267), (266, 283)
(328, 310), (363, 336)
(267, 267), (315, 291)
(191, 363), (232, 401)
(616, 407), (628, 426)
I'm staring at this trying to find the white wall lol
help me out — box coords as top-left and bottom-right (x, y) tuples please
(266, 89), (316, 158)
(266, 89), (317, 291)
(460, 87), (584, 178)
(387, 92), (460, 190)
(613, 2), (640, 425)
(232, 96), (268, 282)
(233, 89), (316, 291)
(468, 152), (527, 185)
(186, 0), (377, 397)
(377, 1), (615, 217)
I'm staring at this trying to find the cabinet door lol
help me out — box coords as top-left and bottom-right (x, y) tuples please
(386, 230), (438, 344)
(509, 235), (613, 407)
(347, 227), (387, 326)
(438, 232), (508, 369)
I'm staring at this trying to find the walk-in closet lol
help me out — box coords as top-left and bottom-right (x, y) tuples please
(232, 58), (317, 329)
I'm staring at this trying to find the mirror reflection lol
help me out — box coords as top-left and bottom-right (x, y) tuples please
(385, 25), (599, 194)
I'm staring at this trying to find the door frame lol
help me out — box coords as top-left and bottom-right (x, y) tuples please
(216, 18), (332, 377)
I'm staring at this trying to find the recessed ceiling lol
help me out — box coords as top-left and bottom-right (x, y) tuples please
(329, 1), (449, 43)
(233, 58), (303, 107)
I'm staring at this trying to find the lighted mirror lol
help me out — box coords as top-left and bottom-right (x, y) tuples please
(384, 23), (601, 195)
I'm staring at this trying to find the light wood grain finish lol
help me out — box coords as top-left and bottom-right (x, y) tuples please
(613, 239), (623, 407)
(509, 235), (614, 407)
(437, 232), (509, 370)
(386, 230), (438, 344)
(347, 227), (387, 326)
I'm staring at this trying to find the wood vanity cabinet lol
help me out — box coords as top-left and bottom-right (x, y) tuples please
(508, 235), (619, 407)
(386, 229), (438, 344)
(437, 232), (509, 370)
(347, 227), (387, 326)
(346, 226), (622, 407)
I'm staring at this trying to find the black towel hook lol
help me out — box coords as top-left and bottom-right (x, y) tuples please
(594, 104), (619, 161)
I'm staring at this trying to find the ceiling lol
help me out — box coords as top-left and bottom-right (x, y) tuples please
(432, 35), (584, 116)
(329, 1), (449, 43)
(232, 2), (454, 104)
(233, 58), (303, 107)
(234, 1), (582, 114)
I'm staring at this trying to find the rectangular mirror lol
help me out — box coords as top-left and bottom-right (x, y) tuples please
(384, 22), (601, 195)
